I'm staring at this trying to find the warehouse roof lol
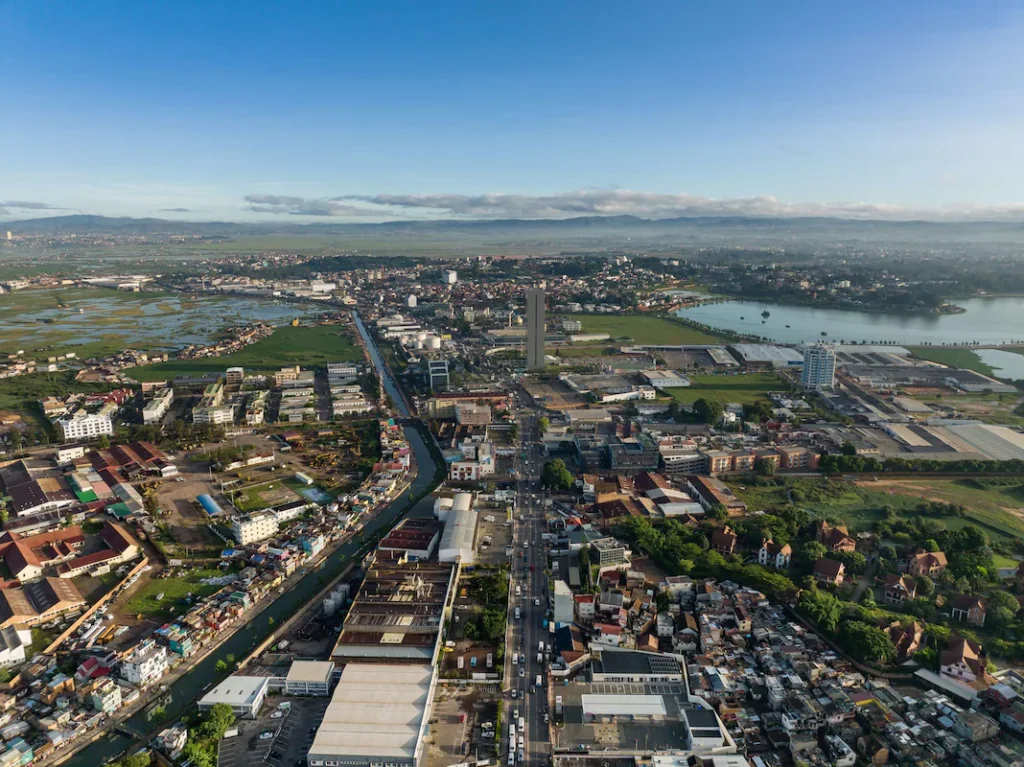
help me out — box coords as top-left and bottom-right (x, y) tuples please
(309, 663), (433, 759)
(199, 675), (269, 709)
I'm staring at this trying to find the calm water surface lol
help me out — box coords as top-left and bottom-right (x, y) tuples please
(678, 296), (1024, 346)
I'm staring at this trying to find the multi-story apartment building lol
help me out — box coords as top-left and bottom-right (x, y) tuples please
(55, 412), (114, 443)
(142, 387), (174, 424)
(120, 639), (169, 687)
(231, 510), (280, 545)
(801, 344), (836, 390)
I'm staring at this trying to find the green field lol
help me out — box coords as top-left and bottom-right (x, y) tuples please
(124, 568), (225, 619)
(908, 347), (996, 376)
(229, 480), (302, 512)
(565, 314), (721, 345)
(729, 476), (1024, 543)
(0, 370), (116, 417)
(664, 372), (781, 406)
(125, 325), (362, 381)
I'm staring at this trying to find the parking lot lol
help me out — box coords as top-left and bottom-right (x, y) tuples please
(475, 510), (513, 567)
(217, 697), (330, 767)
(424, 685), (500, 767)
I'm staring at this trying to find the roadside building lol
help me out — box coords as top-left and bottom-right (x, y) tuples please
(199, 675), (269, 718)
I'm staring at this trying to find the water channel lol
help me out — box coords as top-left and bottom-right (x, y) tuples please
(64, 313), (439, 766)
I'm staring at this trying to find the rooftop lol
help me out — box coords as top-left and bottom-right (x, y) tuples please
(309, 663), (433, 759)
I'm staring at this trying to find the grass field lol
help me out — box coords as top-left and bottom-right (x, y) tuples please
(564, 314), (721, 344)
(125, 325), (362, 381)
(729, 476), (1024, 543)
(908, 347), (996, 376)
(664, 372), (781, 406)
(124, 568), (225, 619)
(0, 370), (116, 416)
(229, 480), (302, 512)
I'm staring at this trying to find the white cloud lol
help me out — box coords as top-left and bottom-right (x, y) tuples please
(243, 189), (1024, 222)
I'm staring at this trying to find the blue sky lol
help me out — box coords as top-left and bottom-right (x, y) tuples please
(2, 0), (1023, 222)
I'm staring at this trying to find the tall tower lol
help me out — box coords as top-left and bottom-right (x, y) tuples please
(526, 289), (546, 370)
(801, 344), (836, 390)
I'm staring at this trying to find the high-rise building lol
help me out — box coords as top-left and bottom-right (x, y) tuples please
(442, 270), (457, 285)
(801, 344), (836, 390)
(427, 359), (450, 392)
(526, 289), (545, 370)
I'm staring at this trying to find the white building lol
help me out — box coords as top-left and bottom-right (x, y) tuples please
(199, 675), (269, 718)
(0, 626), (32, 668)
(120, 640), (169, 687)
(406, 294), (418, 308)
(801, 344), (836, 390)
(55, 444), (86, 464)
(553, 580), (573, 625)
(231, 510), (279, 545)
(285, 660), (335, 696)
(438, 493), (477, 564)
(308, 663), (436, 767)
(142, 388), (174, 424)
(225, 367), (245, 385)
(443, 270), (457, 285)
(54, 412), (114, 443)
(327, 362), (360, 381)
(193, 404), (234, 425)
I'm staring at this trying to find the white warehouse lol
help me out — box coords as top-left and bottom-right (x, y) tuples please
(438, 492), (477, 564)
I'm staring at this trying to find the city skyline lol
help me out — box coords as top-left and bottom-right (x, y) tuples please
(3, 1), (1024, 222)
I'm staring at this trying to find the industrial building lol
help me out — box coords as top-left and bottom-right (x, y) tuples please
(198, 675), (269, 718)
(438, 492), (478, 564)
(307, 663), (436, 767)
(378, 518), (443, 561)
(284, 660), (336, 697)
(331, 560), (455, 663)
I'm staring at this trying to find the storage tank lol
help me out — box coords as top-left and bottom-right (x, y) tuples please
(427, 336), (442, 350)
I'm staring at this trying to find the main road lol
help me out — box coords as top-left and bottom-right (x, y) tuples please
(507, 410), (551, 767)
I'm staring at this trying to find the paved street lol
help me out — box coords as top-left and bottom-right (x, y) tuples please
(506, 410), (550, 767)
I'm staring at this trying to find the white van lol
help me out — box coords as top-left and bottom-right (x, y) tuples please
(512, 652), (519, 665)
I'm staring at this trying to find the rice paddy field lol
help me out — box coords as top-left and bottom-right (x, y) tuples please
(0, 287), (324, 360)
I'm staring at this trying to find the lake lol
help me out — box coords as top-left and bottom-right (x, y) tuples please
(678, 296), (1024, 346)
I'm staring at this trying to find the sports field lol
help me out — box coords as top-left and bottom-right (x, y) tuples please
(664, 372), (781, 406)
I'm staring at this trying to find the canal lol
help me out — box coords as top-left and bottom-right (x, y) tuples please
(63, 314), (440, 765)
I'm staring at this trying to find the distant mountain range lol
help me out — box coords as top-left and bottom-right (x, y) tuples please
(6, 213), (1024, 245)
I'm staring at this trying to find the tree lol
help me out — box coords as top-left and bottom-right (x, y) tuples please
(541, 459), (574, 492)
(215, 659), (228, 673)
(840, 621), (896, 665)
(200, 703), (236, 739)
(754, 457), (776, 476)
(8, 431), (22, 453)
(97, 434), (111, 450)
(577, 545), (591, 572)
(879, 544), (898, 562)
(830, 550), (868, 576)
(796, 541), (828, 568)
(693, 398), (724, 425)
(110, 753), (153, 767)
(182, 742), (214, 767)
(538, 417), (550, 433)
(916, 575), (934, 596)
(840, 441), (858, 456)
(986, 590), (1021, 630)
(798, 589), (841, 633)
(923, 539), (940, 553)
